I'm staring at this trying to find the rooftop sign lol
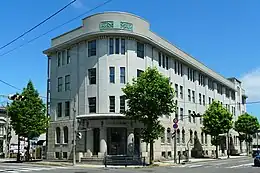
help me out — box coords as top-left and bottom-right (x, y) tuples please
(99, 21), (133, 32)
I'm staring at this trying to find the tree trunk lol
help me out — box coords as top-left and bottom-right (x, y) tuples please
(240, 141), (243, 153)
(26, 139), (30, 161)
(215, 145), (218, 159)
(17, 135), (20, 162)
(149, 142), (154, 165)
(246, 141), (249, 156)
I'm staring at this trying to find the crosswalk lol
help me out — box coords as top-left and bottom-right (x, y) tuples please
(173, 162), (255, 169)
(0, 166), (66, 172)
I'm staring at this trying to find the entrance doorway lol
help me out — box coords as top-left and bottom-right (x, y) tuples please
(93, 128), (100, 155)
(107, 128), (127, 155)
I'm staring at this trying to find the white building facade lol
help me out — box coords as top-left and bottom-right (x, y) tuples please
(43, 12), (247, 161)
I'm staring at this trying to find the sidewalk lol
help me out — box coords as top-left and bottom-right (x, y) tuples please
(157, 154), (249, 166)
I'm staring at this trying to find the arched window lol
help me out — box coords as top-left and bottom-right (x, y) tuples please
(190, 130), (193, 144)
(63, 126), (69, 144)
(201, 132), (204, 144)
(205, 134), (208, 144)
(177, 129), (180, 144)
(182, 129), (185, 144)
(56, 127), (61, 144)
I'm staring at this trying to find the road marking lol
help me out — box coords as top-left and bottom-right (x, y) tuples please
(188, 164), (203, 168)
(227, 163), (252, 168)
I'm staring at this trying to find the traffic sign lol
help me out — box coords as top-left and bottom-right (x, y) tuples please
(173, 123), (178, 129)
(173, 118), (178, 124)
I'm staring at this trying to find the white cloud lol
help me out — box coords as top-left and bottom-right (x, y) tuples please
(71, 0), (84, 9)
(240, 68), (260, 101)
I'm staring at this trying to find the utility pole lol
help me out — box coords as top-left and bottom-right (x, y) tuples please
(5, 103), (9, 158)
(227, 130), (230, 158)
(72, 98), (76, 166)
(174, 129), (177, 163)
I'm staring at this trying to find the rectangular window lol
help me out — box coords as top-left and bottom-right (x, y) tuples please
(115, 38), (120, 54)
(55, 152), (60, 159)
(192, 91), (195, 103)
(209, 97), (211, 104)
(226, 88), (230, 98)
(67, 49), (71, 64)
(180, 64), (183, 76)
(166, 56), (169, 70)
(175, 84), (178, 98)
(175, 107), (179, 119)
(88, 97), (96, 113)
(137, 69), (144, 77)
(88, 68), (96, 84)
(174, 60), (177, 74)
(217, 84), (221, 94)
(121, 38), (125, 55)
(63, 152), (68, 159)
(62, 50), (66, 65)
(120, 67), (125, 84)
(193, 111), (196, 123)
(57, 52), (61, 67)
(109, 67), (115, 83)
(180, 108), (183, 121)
(137, 42), (144, 58)
(188, 89), (191, 101)
(180, 86), (183, 99)
(159, 52), (162, 66)
(88, 40), (96, 57)
(65, 75), (70, 91)
(120, 96), (126, 113)
(57, 103), (62, 117)
(109, 96), (115, 112)
(188, 110), (191, 123)
(109, 38), (114, 54)
(231, 91), (235, 100)
(199, 93), (202, 105)
(58, 77), (63, 92)
(162, 54), (165, 68)
(65, 101), (70, 117)
(203, 95), (205, 106)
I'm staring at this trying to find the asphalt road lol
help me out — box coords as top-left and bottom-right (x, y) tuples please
(0, 157), (258, 173)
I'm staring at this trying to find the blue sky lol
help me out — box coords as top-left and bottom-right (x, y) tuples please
(0, 0), (259, 117)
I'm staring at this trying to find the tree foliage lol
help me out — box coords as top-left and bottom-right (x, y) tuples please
(234, 113), (259, 154)
(202, 101), (233, 158)
(234, 113), (259, 137)
(122, 67), (175, 164)
(7, 80), (49, 160)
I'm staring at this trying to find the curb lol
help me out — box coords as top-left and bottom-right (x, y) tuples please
(29, 162), (72, 167)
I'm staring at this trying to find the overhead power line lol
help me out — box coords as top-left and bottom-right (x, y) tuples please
(0, 0), (113, 57)
(0, 0), (77, 51)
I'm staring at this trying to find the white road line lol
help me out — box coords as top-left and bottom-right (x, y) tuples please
(227, 163), (252, 168)
(188, 164), (203, 168)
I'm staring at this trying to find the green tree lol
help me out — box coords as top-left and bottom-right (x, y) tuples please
(202, 101), (233, 158)
(7, 81), (49, 161)
(122, 67), (175, 164)
(234, 113), (259, 155)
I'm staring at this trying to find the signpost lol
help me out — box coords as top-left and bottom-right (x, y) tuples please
(173, 118), (178, 163)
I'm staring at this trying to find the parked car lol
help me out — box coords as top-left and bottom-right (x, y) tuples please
(254, 155), (260, 167)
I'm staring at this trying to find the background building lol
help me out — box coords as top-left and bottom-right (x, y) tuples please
(43, 12), (247, 161)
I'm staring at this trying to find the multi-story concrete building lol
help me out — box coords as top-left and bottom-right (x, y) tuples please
(43, 12), (248, 161)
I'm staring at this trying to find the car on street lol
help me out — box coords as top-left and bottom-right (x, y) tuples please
(254, 155), (260, 166)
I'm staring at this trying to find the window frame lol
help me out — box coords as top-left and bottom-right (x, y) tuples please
(58, 77), (63, 92)
(120, 95), (126, 113)
(109, 67), (115, 83)
(120, 67), (125, 84)
(109, 96), (115, 113)
(137, 42), (144, 58)
(65, 101), (70, 117)
(88, 68), (96, 85)
(88, 40), (96, 57)
(57, 102), (62, 117)
(65, 75), (70, 91)
(88, 97), (96, 113)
